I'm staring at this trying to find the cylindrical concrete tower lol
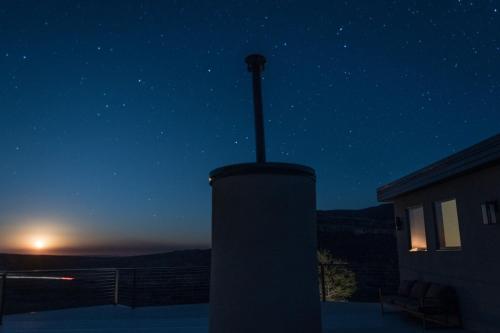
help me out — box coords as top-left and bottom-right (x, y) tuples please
(209, 163), (322, 333)
(208, 54), (321, 333)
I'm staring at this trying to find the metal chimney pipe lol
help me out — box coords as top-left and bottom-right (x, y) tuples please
(245, 54), (267, 163)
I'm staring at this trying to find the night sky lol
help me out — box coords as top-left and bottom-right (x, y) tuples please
(1, 1), (499, 255)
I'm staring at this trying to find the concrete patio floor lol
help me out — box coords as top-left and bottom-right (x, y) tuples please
(0, 302), (467, 333)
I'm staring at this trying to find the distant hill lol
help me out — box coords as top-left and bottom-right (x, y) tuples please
(1, 205), (395, 271)
(317, 204), (398, 301)
(1, 205), (397, 301)
(0, 249), (210, 271)
(318, 203), (394, 221)
(317, 203), (395, 262)
(317, 204), (394, 236)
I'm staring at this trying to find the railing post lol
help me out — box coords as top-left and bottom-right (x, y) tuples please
(114, 269), (119, 305)
(320, 264), (326, 302)
(0, 272), (7, 325)
(132, 269), (137, 309)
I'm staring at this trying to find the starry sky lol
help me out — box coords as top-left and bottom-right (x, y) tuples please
(1, 1), (499, 255)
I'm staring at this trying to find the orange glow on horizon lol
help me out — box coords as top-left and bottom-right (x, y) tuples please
(33, 239), (47, 250)
(26, 234), (54, 253)
(0, 218), (82, 254)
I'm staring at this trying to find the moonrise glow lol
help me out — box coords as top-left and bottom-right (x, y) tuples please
(1, 1), (499, 255)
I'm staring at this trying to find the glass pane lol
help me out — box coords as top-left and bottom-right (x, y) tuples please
(481, 203), (489, 224)
(436, 199), (461, 248)
(490, 203), (497, 224)
(408, 206), (426, 251)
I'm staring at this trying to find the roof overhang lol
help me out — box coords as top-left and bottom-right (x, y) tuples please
(377, 134), (500, 202)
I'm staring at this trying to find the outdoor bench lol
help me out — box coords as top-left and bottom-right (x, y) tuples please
(379, 280), (462, 329)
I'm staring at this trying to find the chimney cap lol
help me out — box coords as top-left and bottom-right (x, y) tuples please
(245, 54), (266, 72)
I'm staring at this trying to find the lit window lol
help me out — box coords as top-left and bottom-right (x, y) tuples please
(434, 199), (462, 249)
(407, 206), (427, 251)
(481, 201), (498, 225)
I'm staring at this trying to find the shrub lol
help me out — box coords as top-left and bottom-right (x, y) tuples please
(318, 249), (356, 301)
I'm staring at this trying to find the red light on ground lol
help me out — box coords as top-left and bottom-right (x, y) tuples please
(61, 277), (75, 281)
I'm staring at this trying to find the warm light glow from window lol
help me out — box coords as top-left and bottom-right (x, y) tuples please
(407, 206), (427, 251)
(409, 247), (427, 252)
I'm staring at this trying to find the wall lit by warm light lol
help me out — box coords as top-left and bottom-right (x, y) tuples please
(435, 199), (462, 249)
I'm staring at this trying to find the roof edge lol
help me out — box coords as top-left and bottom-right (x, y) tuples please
(377, 134), (500, 202)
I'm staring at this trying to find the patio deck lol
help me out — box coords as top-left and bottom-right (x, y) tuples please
(0, 302), (466, 333)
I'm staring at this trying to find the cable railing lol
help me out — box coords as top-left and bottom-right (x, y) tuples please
(0, 263), (348, 325)
(0, 266), (210, 325)
(0, 268), (118, 319)
(117, 266), (210, 308)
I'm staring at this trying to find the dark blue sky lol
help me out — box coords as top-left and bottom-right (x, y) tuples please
(1, 1), (499, 254)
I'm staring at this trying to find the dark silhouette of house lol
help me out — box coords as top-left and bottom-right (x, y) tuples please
(377, 133), (500, 333)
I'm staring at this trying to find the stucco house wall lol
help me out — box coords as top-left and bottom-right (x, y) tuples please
(391, 163), (500, 332)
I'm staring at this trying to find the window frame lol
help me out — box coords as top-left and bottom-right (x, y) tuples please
(433, 198), (462, 251)
(406, 205), (427, 252)
(481, 201), (498, 225)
